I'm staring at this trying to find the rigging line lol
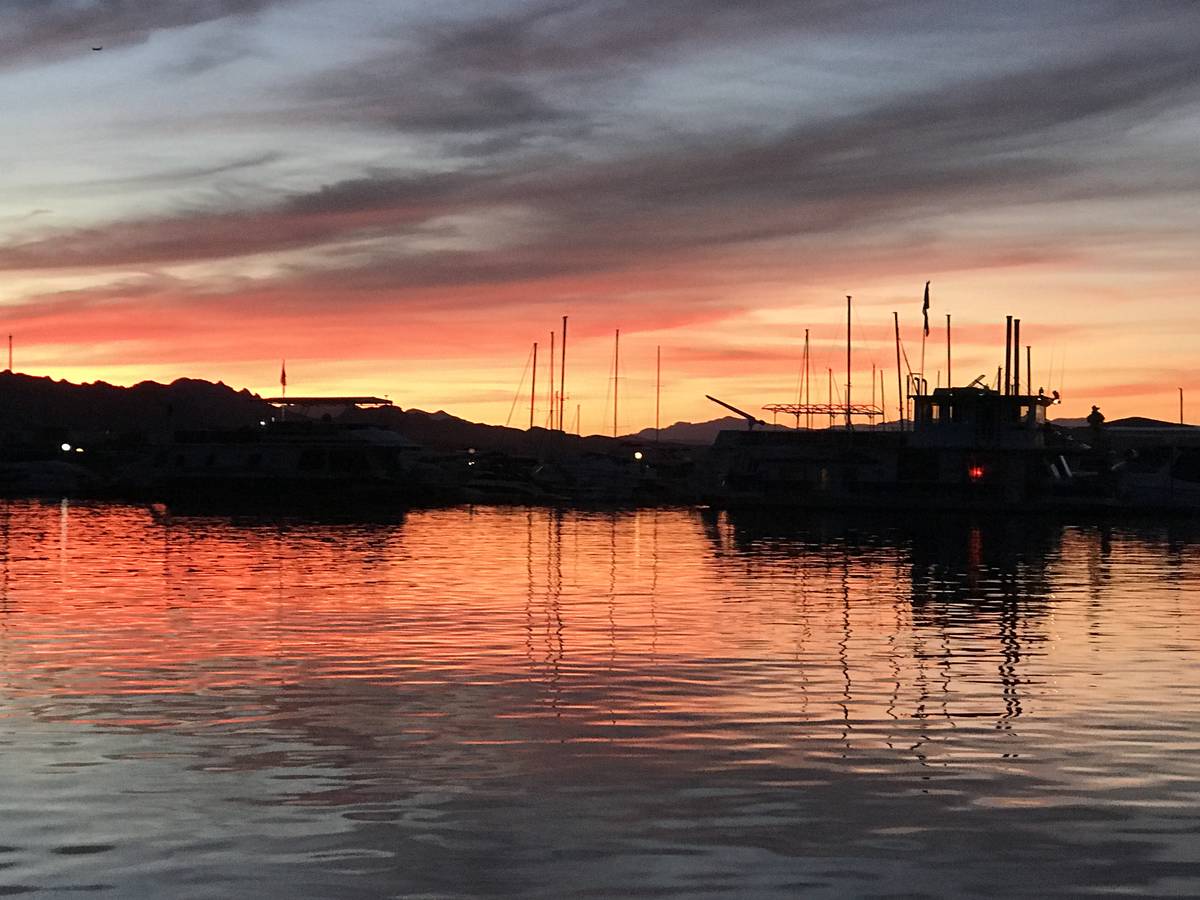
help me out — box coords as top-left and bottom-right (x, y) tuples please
(505, 343), (535, 428)
(794, 341), (805, 407)
(898, 331), (915, 381)
(850, 300), (880, 370)
(792, 321), (816, 408)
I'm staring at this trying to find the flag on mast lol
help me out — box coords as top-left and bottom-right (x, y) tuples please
(921, 281), (931, 337)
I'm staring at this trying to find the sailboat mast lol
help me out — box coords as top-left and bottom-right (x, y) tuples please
(530, 341), (538, 430)
(560, 316), (568, 432)
(893, 312), (904, 431)
(548, 331), (556, 429)
(613, 329), (620, 438)
(805, 329), (811, 430)
(846, 295), (852, 429)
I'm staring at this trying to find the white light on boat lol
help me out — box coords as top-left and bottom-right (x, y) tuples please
(60, 443), (72, 452)
(634, 451), (644, 460)
(74, 447), (84, 453)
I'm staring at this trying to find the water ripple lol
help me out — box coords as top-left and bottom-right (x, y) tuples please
(0, 501), (1198, 896)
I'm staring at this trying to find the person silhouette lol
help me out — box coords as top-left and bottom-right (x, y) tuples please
(1086, 405), (1105, 429)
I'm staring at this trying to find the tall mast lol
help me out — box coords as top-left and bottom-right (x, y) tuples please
(530, 341), (538, 430)
(805, 328), (811, 430)
(548, 330), (555, 429)
(893, 312), (904, 431)
(845, 295), (852, 430)
(6, 335), (10, 372)
(613, 329), (620, 438)
(559, 315), (568, 432)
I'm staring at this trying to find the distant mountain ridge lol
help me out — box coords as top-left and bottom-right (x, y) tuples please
(0, 372), (632, 458)
(625, 416), (793, 445)
(4, 372), (1182, 454)
(0, 371), (271, 437)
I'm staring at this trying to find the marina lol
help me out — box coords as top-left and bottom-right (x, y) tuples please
(4, 3), (1199, 896)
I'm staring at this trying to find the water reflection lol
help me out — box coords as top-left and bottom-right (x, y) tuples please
(0, 501), (1198, 896)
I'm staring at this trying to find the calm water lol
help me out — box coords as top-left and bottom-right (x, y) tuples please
(1, 501), (1198, 898)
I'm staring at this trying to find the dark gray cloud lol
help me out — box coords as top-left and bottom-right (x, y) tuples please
(294, 0), (867, 138)
(0, 0), (287, 69)
(423, 0), (917, 76)
(304, 63), (573, 134)
(164, 28), (265, 78)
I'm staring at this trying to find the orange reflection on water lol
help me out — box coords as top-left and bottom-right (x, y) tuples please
(1, 501), (1199, 765)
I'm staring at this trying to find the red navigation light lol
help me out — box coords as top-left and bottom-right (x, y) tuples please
(968, 464), (985, 481)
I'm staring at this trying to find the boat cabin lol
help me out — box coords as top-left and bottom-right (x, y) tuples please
(908, 387), (1055, 450)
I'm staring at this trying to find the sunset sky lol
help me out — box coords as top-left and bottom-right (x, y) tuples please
(2, 1), (1198, 431)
